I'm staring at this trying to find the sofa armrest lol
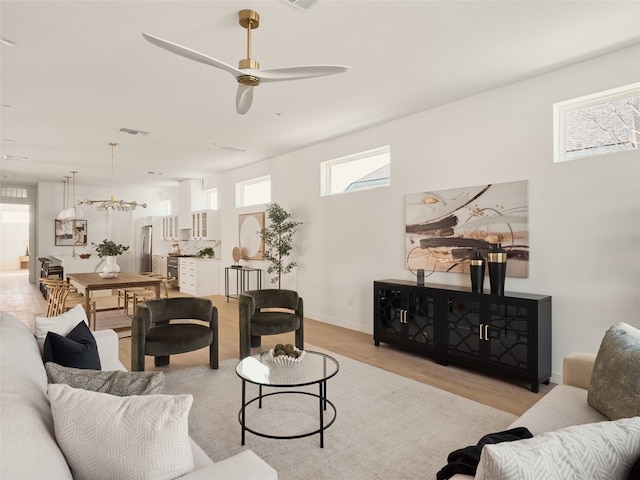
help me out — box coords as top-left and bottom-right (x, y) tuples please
(563, 352), (596, 389)
(93, 329), (126, 371)
(178, 450), (277, 480)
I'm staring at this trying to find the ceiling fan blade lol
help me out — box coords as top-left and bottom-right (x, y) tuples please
(255, 65), (350, 83)
(236, 85), (254, 115)
(142, 32), (244, 79)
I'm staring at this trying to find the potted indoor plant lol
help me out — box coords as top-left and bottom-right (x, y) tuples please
(196, 247), (215, 258)
(92, 239), (129, 276)
(259, 203), (302, 288)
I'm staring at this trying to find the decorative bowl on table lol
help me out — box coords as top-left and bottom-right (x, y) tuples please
(79, 254), (91, 259)
(268, 344), (306, 367)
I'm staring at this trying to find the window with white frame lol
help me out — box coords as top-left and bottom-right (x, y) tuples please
(236, 176), (271, 207)
(321, 145), (391, 196)
(206, 188), (218, 210)
(553, 83), (639, 163)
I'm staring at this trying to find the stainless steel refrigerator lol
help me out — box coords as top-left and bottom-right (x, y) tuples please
(140, 225), (153, 272)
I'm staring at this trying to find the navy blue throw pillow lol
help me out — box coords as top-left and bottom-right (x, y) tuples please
(43, 321), (101, 370)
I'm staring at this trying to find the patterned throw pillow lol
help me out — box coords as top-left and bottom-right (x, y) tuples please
(476, 417), (640, 480)
(588, 325), (640, 420)
(43, 320), (101, 370)
(46, 362), (165, 396)
(48, 383), (194, 480)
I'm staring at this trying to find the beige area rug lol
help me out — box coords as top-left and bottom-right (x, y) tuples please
(164, 350), (517, 480)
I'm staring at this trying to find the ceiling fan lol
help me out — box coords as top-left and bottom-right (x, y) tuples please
(142, 9), (350, 114)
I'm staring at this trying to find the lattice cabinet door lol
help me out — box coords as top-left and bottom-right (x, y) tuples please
(374, 284), (405, 345)
(485, 300), (531, 375)
(444, 293), (483, 364)
(373, 282), (438, 355)
(402, 288), (437, 353)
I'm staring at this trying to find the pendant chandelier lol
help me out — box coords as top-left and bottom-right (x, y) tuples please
(57, 176), (71, 220)
(80, 142), (147, 211)
(65, 170), (83, 219)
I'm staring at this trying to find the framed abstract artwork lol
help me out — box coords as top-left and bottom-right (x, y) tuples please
(55, 219), (88, 247)
(405, 180), (529, 278)
(239, 212), (265, 260)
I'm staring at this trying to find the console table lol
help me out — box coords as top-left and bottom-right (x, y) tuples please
(373, 280), (552, 392)
(225, 267), (262, 302)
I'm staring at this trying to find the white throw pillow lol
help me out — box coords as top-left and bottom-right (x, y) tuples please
(48, 383), (194, 480)
(476, 417), (640, 480)
(34, 303), (88, 351)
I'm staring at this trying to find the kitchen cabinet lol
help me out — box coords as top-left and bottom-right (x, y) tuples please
(373, 280), (552, 392)
(162, 216), (178, 240)
(191, 209), (219, 240)
(179, 258), (219, 296)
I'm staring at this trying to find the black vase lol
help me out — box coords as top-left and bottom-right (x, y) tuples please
(487, 243), (507, 295)
(469, 251), (485, 293)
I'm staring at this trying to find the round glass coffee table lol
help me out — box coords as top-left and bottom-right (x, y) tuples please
(235, 350), (339, 448)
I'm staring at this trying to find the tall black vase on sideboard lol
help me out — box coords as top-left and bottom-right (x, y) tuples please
(373, 279), (552, 392)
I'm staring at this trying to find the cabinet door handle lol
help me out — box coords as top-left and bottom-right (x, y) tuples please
(479, 324), (490, 341)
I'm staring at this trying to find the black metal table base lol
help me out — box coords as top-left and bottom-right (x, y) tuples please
(239, 381), (337, 448)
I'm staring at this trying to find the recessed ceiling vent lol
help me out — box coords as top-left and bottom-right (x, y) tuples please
(280, 0), (319, 11)
(215, 144), (250, 153)
(3, 154), (30, 161)
(119, 127), (149, 136)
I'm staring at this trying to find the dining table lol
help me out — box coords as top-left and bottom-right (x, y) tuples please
(66, 272), (163, 324)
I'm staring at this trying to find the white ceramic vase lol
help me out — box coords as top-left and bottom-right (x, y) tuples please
(103, 256), (121, 277)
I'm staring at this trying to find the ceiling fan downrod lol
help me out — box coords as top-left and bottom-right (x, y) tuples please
(237, 9), (260, 86)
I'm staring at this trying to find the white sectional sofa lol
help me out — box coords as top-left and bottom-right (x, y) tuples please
(0, 311), (278, 480)
(449, 323), (640, 480)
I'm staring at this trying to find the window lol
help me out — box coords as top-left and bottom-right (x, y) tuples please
(1, 186), (28, 199)
(321, 146), (390, 196)
(236, 176), (271, 207)
(554, 83), (639, 163)
(206, 188), (218, 210)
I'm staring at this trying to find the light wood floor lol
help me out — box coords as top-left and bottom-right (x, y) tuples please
(2, 270), (553, 416)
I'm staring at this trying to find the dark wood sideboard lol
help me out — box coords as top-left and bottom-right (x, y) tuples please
(373, 280), (552, 392)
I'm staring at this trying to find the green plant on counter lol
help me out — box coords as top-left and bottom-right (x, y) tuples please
(92, 239), (129, 257)
(196, 247), (215, 258)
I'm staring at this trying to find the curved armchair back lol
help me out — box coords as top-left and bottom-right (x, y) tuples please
(135, 297), (216, 330)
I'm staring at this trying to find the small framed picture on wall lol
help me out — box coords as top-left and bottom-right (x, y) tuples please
(55, 219), (88, 246)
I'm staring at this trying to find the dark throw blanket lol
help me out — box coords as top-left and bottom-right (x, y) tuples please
(436, 427), (533, 480)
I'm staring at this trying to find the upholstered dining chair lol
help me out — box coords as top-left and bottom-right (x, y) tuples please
(238, 289), (304, 359)
(131, 297), (218, 371)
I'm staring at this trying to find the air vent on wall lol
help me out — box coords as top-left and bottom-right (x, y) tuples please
(215, 144), (250, 153)
(280, 0), (319, 12)
(119, 127), (149, 136)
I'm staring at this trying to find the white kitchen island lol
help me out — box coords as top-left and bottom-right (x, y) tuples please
(51, 255), (105, 278)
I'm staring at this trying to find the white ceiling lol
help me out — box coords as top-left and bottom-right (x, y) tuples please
(1, 0), (639, 190)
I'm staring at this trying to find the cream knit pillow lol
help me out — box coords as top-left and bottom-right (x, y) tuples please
(476, 417), (640, 480)
(47, 383), (193, 480)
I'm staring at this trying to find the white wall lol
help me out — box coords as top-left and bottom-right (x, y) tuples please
(206, 44), (640, 381)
